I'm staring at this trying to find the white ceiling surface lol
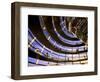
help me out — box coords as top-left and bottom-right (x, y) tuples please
(0, 0), (100, 82)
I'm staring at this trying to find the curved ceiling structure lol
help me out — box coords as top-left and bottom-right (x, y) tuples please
(28, 15), (88, 66)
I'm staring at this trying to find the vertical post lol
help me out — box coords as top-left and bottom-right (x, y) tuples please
(35, 49), (40, 65)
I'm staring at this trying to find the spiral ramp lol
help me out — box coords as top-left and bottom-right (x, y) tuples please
(28, 15), (88, 66)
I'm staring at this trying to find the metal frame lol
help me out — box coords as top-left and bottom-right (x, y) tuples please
(11, 2), (98, 80)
